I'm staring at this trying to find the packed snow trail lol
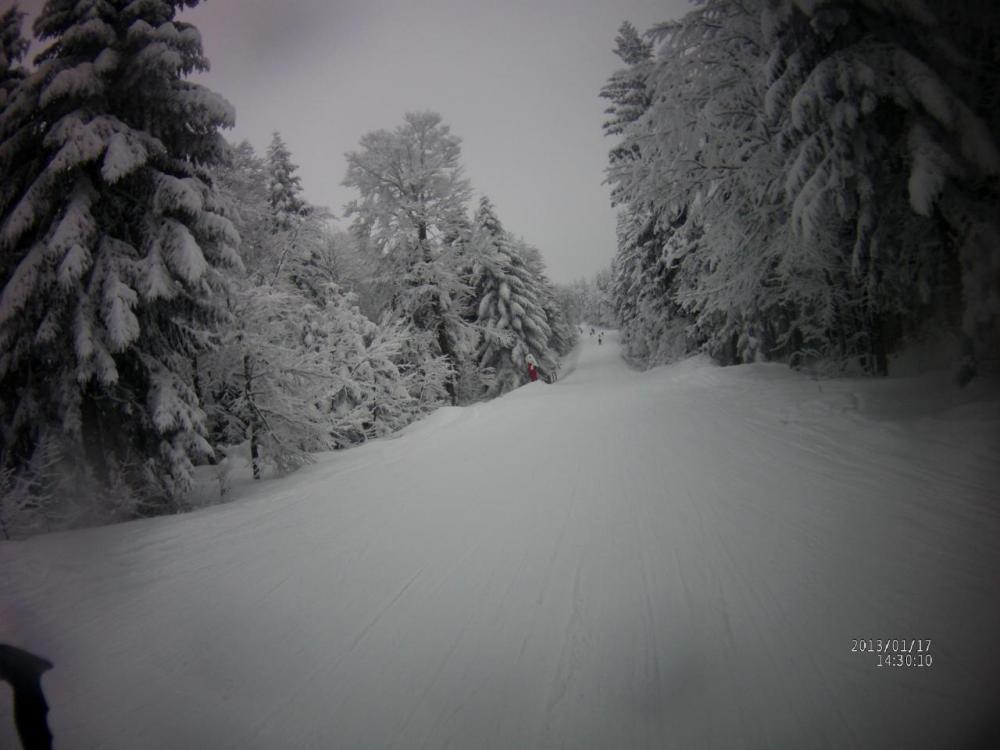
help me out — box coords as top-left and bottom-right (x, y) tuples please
(2, 332), (999, 749)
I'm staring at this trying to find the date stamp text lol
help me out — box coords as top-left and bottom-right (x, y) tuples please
(851, 638), (933, 668)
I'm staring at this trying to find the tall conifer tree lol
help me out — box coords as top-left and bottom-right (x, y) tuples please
(0, 0), (239, 512)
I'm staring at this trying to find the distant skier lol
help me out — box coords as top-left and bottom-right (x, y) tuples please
(526, 353), (539, 383)
(598, 333), (603, 345)
(590, 327), (595, 336)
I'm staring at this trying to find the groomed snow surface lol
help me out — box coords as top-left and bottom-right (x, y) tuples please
(2, 331), (999, 749)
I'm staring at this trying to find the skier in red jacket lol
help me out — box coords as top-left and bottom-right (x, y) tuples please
(526, 353), (539, 382)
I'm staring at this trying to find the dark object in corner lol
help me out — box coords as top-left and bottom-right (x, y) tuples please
(0, 644), (53, 750)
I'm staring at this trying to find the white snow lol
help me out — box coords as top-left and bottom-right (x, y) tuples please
(2, 332), (998, 748)
(102, 132), (149, 184)
(162, 218), (208, 283)
(907, 121), (955, 217)
(154, 174), (204, 216)
(0, 243), (44, 327)
(101, 272), (140, 353)
(38, 63), (105, 110)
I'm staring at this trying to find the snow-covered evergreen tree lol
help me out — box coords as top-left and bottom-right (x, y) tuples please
(601, 16), (692, 364)
(467, 198), (556, 394)
(764, 0), (1000, 374)
(603, 0), (999, 375)
(600, 21), (654, 181)
(265, 131), (306, 229)
(213, 140), (271, 272)
(605, 3), (774, 366)
(0, 0), (240, 519)
(518, 239), (576, 360)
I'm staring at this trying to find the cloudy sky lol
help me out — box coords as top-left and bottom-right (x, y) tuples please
(10, 0), (691, 282)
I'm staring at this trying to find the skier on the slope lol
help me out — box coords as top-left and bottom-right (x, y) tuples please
(526, 353), (539, 383)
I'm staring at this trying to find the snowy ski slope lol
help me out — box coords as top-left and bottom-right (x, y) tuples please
(2, 332), (999, 748)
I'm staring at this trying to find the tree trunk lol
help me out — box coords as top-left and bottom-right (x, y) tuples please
(419, 222), (429, 262)
(250, 429), (261, 480)
(437, 321), (457, 405)
(866, 308), (888, 377)
(80, 392), (110, 486)
(243, 354), (261, 480)
(191, 354), (217, 465)
(789, 325), (804, 368)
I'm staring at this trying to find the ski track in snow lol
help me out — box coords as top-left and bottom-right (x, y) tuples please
(2, 332), (999, 748)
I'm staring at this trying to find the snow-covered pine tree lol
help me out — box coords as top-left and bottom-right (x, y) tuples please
(541, 288), (576, 362)
(435, 203), (495, 402)
(604, 0), (999, 374)
(343, 111), (474, 404)
(764, 0), (1000, 374)
(600, 21), (654, 179)
(647, 0), (813, 366)
(601, 17), (690, 365)
(0, 0), (240, 520)
(605, 1), (830, 369)
(261, 132), (316, 295)
(518, 239), (577, 360)
(265, 131), (306, 229)
(213, 140), (270, 274)
(218, 137), (332, 299)
(468, 197), (555, 394)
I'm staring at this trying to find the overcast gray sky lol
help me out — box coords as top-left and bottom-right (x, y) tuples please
(8, 0), (690, 282)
